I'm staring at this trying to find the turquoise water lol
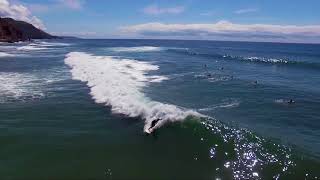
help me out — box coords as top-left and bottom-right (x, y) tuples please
(0, 39), (319, 179)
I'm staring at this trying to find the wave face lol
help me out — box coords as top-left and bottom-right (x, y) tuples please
(109, 46), (163, 52)
(64, 52), (200, 131)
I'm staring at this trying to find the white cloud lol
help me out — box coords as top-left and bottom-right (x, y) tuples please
(0, 0), (45, 29)
(234, 8), (259, 14)
(143, 4), (185, 15)
(120, 21), (320, 43)
(26, 0), (85, 14)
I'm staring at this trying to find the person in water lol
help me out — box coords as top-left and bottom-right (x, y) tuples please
(149, 118), (161, 131)
(204, 64), (212, 77)
(288, 99), (295, 104)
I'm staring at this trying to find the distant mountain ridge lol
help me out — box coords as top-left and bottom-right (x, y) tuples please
(0, 17), (56, 42)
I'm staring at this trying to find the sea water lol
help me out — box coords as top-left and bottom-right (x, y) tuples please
(0, 39), (319, 179)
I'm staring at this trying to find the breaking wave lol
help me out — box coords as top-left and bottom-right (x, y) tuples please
(168, 49), (320, 69)
(17, 41), (71, 51)
(17, 45), (49, 51)
(223, 55), (289, 64)
(64, 52), (201, 131)
(0, 52), (14, 57)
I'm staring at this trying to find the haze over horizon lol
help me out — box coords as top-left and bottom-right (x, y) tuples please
(1, 0), (320, 43)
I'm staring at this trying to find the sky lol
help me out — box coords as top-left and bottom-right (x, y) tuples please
(1, 0), (320, 43)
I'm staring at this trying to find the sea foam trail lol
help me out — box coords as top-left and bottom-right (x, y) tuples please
(65, 52), (201, 131)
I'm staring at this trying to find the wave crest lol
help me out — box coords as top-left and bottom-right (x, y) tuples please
(64, 52), (201, 132)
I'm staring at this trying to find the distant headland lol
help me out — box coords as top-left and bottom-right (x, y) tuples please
(0, 17), (57, 43)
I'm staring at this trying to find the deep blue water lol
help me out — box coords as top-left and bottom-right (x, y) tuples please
(0, 39), (319, 179)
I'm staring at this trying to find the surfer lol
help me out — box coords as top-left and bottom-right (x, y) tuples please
(147, 118), (161, 134)
(252, 80), (258, 87)
(288, 99), (295, 104)
(204, 64), (212, 77)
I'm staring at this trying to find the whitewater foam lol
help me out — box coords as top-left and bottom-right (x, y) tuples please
(16, 41), (70, 51)
(17, 45), (48, 51)
(0, 72), (44, 102)
(245, 56), (289, 64)
(64, 52), (201, 131)
(223, 55), (289, 64)
(0, 52), (14, 57)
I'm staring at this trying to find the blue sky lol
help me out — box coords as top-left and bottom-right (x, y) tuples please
(1, 0), (320, 43)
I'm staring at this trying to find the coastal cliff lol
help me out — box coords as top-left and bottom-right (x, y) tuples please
(0, 17), (56, 42)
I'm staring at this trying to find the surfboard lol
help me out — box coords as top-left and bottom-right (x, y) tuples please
(145, 128), (153, 134)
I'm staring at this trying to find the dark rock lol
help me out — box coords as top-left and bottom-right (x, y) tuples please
(0, 17), (56, 43)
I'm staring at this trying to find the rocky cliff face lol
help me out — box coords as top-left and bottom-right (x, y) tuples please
(0, 17), (56, 42)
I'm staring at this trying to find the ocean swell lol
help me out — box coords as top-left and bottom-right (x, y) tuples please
(108, 46), (163, 52)
(64, 52), (201, 131)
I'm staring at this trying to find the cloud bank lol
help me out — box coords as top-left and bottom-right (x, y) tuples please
(120, 21), (320, 43)
(0, 0), (45, 29)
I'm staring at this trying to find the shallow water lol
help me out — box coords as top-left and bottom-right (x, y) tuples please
(0, 39), (319, 179)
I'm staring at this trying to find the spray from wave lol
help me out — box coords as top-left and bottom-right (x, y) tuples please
(64, 52), (201, 132)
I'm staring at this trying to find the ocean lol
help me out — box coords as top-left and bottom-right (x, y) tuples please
(0, 39), (319, 179)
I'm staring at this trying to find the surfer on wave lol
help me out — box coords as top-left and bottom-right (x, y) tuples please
(146, 118), (161, 134)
